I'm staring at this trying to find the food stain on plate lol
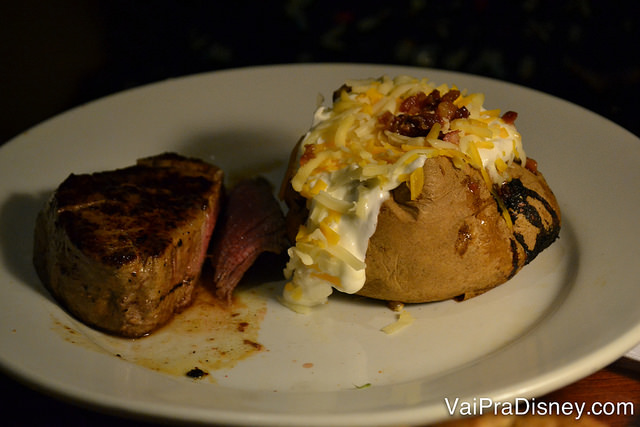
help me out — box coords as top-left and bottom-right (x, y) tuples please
(50, 282), (268, 382)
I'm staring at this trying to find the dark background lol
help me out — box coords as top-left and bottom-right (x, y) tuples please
(1, 0), (639, 146)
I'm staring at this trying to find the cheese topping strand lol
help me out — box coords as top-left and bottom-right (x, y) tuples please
(283, 75), (525, 310)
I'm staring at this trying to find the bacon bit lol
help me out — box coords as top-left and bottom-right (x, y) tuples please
(376, 111), (395, 128)
(452, 105), (470, 120)
(502, 111), (518, 124)
(423, 90), (442, 109)
(399, 92), (428, 114)
(441, 89), (461, 103)
(381, 90), (470, 138)
(442, 130), (461, 145)
(525, 157), (538, 173)
(436, 100), (459, 121)
(395, 113), (441, 137)
(299, 144), (316, 166)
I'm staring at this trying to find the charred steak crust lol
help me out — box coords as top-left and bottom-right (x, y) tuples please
(33, 153), (224, 338)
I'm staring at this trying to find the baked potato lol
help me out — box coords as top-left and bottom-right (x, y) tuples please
(280, 75), (560, 309)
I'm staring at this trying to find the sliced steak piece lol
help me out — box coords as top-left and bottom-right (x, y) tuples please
(209, 177), (289, 303)
(33, 153), (223, 337)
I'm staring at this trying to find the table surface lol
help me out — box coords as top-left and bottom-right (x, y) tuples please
(537, 358), (640, 426)
(2, 357), (639, 426)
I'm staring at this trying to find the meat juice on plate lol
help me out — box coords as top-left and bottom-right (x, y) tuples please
(50, 280), (271, 382)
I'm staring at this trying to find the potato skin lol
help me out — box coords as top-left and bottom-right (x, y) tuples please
(359, 156), (560, 302)
(359, 157), (516, 302)
(499, 162), (562, 266)
(282, 154), (561, 304)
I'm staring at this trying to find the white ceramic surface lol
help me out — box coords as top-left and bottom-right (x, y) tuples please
(1, 63), (639, 426)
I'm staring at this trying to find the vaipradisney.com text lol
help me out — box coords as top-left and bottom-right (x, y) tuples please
(444, 397), (635, 420)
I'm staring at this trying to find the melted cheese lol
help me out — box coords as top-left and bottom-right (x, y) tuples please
(282, 75), (525, 310)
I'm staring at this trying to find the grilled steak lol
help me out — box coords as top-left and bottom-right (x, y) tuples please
(209, 177), (289, 303)
(33, 153), (224, 337)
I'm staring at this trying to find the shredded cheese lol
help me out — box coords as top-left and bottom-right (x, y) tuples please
(381, 310), (415, 334)
(409, 166), (424, 200)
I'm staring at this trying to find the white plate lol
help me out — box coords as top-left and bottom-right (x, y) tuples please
(1, 63), (639, 426)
